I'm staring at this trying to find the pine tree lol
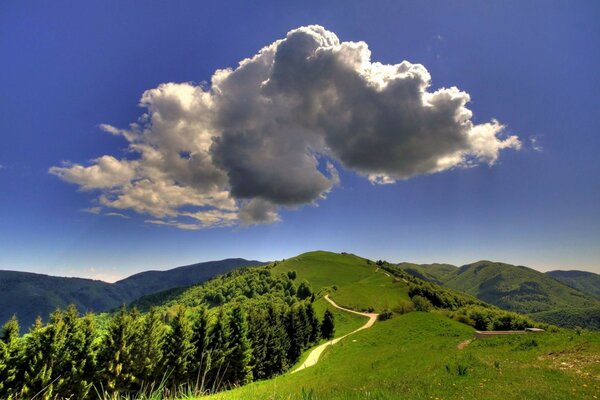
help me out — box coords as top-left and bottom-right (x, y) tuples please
(133, 308), (165, 385)
(99, 306), (139, 395)
(206, 308), (231, 389)
(0, 338), (6, 396)
(247, 308), (269, 380)
(20, 309), (69, 400)
(70, 312), (98, 399)
(53, 307), (98, 399)
(190, 306), (210, 387)
(0, 316), (21, 398)
(264, 304), (289, 377)
(305, 302), (321, 344)
(285, 306), (303, 364)
(224, 306), (252, 386)
(321, 309), (335, 340)
(296, 304), (310, 348)
(162, 306), (194, 387)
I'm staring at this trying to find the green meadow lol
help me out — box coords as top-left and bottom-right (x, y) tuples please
(209, 312), (600, 400)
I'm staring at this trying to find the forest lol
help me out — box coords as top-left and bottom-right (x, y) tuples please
(0, 268), (335, 399)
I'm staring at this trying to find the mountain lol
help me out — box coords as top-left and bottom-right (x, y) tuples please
(2, 250), (598, 400)
(0, 258), (264, 328)
(546, 270), (600, 299)
(397, 260), (600, 328)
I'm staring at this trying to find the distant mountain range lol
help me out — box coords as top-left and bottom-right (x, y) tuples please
(397, 261), (600, 329)
(3, 255), (599, 330)
(546, 270), (600, 299)
(0, 258), (265, 328)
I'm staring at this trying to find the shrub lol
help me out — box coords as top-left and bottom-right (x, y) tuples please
(393, 300), (415, 315)
(412, 295), (432, 312)
(378, 310), (393, 321)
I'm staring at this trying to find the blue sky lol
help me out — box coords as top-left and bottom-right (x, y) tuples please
(1, 1), (599, 281)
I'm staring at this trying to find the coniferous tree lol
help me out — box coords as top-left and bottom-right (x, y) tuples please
(224, 306), (252, 386)
(247, 308), (269, 380)
(297, 304), (310, 348)
(162, 306), (194, 387)
(206, 308), (231, 389)
(69, 312), (98, 399)
(0, 337), (6, 396)
(321, 309), (335, 340)
(285, 306), (304, 364)
(0, 316), (21, 399)
(20, 309), (72, 400)
(305, 302), (321, 344)
(190, 306), (210, 386)
(133, 308), (165, 385)
(53, 305), (96, 399)
(264, 304), (289, 377)
(99, 306), (139, 395)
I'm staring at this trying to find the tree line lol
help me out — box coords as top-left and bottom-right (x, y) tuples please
(0, 300), (335, 399)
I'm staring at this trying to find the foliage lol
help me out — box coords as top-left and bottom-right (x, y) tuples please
(321, 310), (335, 340)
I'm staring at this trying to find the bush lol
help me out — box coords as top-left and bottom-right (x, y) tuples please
(393, 300), (415, 315)
(378, 310), (393, 321)
(412, 295), (432, 312)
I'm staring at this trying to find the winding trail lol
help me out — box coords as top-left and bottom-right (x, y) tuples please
(292, 295), (378, 373)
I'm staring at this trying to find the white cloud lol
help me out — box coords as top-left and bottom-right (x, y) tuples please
(51, 25), (520, 229)
(81, 206), (102, 214)
(104, 212), (130, 219)
(529, 136), (543, 152)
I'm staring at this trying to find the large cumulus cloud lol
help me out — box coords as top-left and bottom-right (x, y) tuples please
(50, 25), (520, 229)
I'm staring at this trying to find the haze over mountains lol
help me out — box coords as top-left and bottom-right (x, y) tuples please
(0, 258), (265, 327)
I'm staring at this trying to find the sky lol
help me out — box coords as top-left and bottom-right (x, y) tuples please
(1, 1), (599, 282)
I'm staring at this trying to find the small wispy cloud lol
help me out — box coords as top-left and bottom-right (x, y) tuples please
(81, 206), (102, 214)
(105, 212), (130, 219)
(529, 136), (543, 152)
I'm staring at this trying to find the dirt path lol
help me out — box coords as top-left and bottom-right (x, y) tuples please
(292, 295), (378, 373)
(375, 267), (392, 277)
(457, 339), (472, 350)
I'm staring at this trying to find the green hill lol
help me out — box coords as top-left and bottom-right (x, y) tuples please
(2, 250), (599, 400)
(546, 270), (600, 299)
(397, 260), (600, 328)
(211, 312), (600, 400)
(0, 258), (264, 327)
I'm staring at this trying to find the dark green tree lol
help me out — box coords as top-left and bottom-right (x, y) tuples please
(190, 306), (210, 386)
(247, 308), (269, 380)
(321, 309), (335, 340)
(99, 306), (139, 395)
(206, 308), (231, 389)
(305, 302), (321, 344)
(224, 306), (252, 386)
(28, 312), (65, 399)
(296, 280), (313, 299)
(162, 306), (194, 387)
(133, 307), (165, 385)
(264, 304), (290, 377)
(0, 316), (21, 399)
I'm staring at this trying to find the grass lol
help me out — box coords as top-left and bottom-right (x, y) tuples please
(272, 252), (410, 312)
(207, 312), (600, 400)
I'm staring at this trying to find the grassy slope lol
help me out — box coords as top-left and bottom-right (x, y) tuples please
(399, 261), (600, 324)
(397, 262), (457, 285)
(546, 270), (600, 299)
(271, 251), (410, 312)
(443, 261), (597, 313)
(210, 312), (600, 400)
